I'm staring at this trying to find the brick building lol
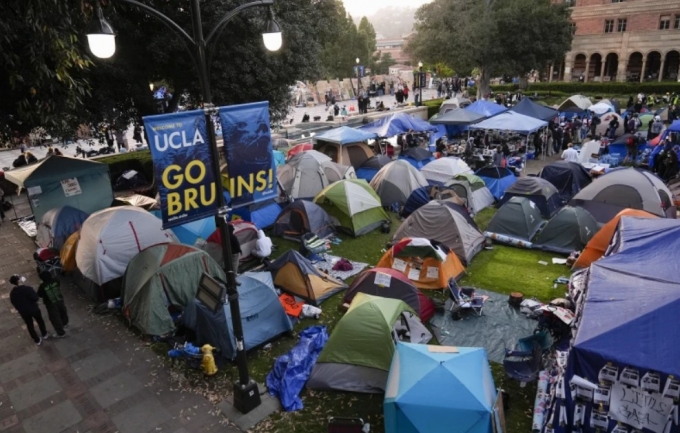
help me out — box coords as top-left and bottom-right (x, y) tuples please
(554, 0), (680, 83)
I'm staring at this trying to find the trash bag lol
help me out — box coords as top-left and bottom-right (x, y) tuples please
(266, 325), (329, 411)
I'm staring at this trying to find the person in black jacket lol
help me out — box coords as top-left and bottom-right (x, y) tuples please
(9, 275), (49, 345)
(228, 224), (242, 275)
(37, 272), (68, 337)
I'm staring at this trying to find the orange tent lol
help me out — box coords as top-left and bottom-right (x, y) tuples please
(376, 238), (465, 290)
(572, 209), (657, 269)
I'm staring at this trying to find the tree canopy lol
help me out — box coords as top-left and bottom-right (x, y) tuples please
(405, 0), (572, 96)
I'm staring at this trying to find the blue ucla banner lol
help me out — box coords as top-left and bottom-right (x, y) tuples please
(219, 102), (277, 208)
(143, 110), (218, 229)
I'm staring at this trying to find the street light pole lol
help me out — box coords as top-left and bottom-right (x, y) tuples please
(418, 61), (423, 107)
(87, 0), (282, 415)
(355, 57), (360, 101)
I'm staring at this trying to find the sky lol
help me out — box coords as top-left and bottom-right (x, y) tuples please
(341, 0), (433, 17)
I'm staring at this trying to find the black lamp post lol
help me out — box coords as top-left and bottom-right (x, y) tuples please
(418, 61), (424, 107)
(355, 57), (360, 100)
(86, 0), (282, 414)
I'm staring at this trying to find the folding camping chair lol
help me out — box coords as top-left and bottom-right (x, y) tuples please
(447, 277), (488, 317)
(502, 333), (546, 383)
(33, 248), (62, 276)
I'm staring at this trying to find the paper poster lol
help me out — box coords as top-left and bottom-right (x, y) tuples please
(392, 258), (407, 272)
(407, 268), (421, 281)
(575, 385), (594, 402)
(426, 266), (439, 279)
(642, 372), (661, 393)
(574, 404), (585, 426)
(611, 424), (629, 433)
(594, 385), (612, 405)
(122, 170), (138, 179)
(60, 178), (82, 197)
(620, 368), (640, 388)
(31, 198), (39, 208)
(600, 364), (619, 383)
(662, 376), (680, 399)
(590, 409), (609, 429)
(609, 383), (674, 433)
(374, 272), (391, 288)
(27, 185), (41, 196)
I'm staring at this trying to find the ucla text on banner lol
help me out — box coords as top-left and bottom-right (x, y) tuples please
(143, 110), (218, 229)
(219, 102), (276, 208)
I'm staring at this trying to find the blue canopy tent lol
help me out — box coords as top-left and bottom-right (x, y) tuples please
(430, 108), (486, 125)
(469, 112), (548, 135)
(509, 98), (559, 121)
(314, 126), (377, 144)
(465, 100), (508, 118)
(358, 113), (437, 138)
(384, 343), (498, 433)
(475, 166), (517, 200)
(149, 211), (216, 245)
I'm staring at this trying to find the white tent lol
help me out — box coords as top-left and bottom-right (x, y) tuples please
(76, 206), (177, 285)
(588, 101), (615, 116)
(439, 97), (472, 114)
(595, 112), (625, 137)
(420, 157), (474, 185)
(578, 140), (601, 164)
(557, 95), (592, 112)
(469, 112), (548, 134)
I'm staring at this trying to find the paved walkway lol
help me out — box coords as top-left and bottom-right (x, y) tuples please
(0, 223), (230, 433)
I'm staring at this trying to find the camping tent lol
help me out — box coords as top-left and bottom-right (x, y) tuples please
(572, 208), (657, 269)
(314, 179), (388, 236)
(122, 243), (224, 335)
(533, 206), (599, 254)
(287, 142), (312, 160)
(636, 113), (654, 131)
(450, 174), (495, 214)
(398, 147), (435, 169)
(229, 199), (282, 230)
(393, 201), (484, 265)
(76, 206), (177, 285)
(370, 160), (429, 206)
(356, 155), (393, 182)
(594, 112), (624, 137)
(607, 133), (648, 158)
(577, 140), (601, 164)
(498, 177), (562, 218)
(569, 167), (676, 223)
(36, 206), (89, 250)
(469, 112), (548, 134)
(539, 161), (592, 202)
(587, 101), (615, 116)
(384, 343), (497, 433)
(268, 250), (347, 305)
(486, 197), (543, 243)
(307, 293), (430, 393)
(475, 166), (517, 200)
(272, 200), (337, 241)
(344, 268), (436, 321)
(376, 237), (465, 289)
(439, 97), (472, 114)
(420, 157), (474, 185)
(401, 185), (465, 217)
(358, 113), (437, 137)
(556, 95), (592, 112)
(430, 108), (485, 125)
(509, 98), (559, 121)
(60, 231), (80, 273)
(277, 150), (355, 200)
(204, 220), (259, 265)
(465, 100), (508, 118)
(112, 194), (158, 210)
(167, 215), (216, 246)
(314, 127), (377, 169)
(4, 156), (113, 221)
(182, 272), (293, 359)
(273, 149), (286, 167)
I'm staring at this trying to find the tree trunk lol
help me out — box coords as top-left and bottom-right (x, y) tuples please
(476, 68), (491, 100)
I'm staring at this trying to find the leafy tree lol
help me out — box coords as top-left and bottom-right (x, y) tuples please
(406, 0), (572, 98)
(373, 52), (397, 75)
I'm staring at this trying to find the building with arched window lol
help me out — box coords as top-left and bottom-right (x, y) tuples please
(553, 0), (680, 83)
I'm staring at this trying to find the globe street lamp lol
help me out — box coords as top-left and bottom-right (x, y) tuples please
(149, 82), (154, 92)
(355, 57), (360, 101)
(418, 61), (424, 107)
(86, 0), (282, 415)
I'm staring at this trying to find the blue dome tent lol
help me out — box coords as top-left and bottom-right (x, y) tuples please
(358, 113), (437, 138)
(398, 148), (435, 169)
(384, 343), (498, 433)
(149, 211), (216, 246)
(475, 166), (517, 200)
(36, 206), (89, 250)
(509, 98), (559, 121)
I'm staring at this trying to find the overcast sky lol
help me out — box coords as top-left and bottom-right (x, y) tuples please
(341, 0), (433, 17)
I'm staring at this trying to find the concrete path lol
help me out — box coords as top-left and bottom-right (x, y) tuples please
(0, 222), (232, 433)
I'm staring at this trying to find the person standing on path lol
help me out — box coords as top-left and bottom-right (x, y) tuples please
(9, 275), (49, 345)
(114, 129), (125, 152)
(228, 224), (242, 276)
(37, 272), (68, 337)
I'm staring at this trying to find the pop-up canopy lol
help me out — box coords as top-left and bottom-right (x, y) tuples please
(469, 112), (547, 134)
(359, 113), (437, 137)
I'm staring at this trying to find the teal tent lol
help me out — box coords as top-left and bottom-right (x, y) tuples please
(384, 343), (498, 433)
(5, 156), (113, 221)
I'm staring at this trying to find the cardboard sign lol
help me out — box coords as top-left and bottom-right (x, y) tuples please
(61, 178), (82, 197)
(392, 258), (407, 272)
(374, 272), (391, 288)
(609, 383), (674, 433)
(407, 268), (421, 281)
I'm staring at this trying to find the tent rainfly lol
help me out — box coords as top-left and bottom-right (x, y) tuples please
(314, 179), (388, 236)
(498, 177), (562, 218)
(486, 197), (543, 244)
(509, 98), (559, 121)
(358, 113), (437, 137)
(533, 206), (599, 254)
(370, 160), (429, 206)
(469, 112), (548, 134)
(420, 157), (474, 185)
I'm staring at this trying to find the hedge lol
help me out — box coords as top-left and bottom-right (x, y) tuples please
(423, 99), (445, 118)
(96, 150), (154, 183)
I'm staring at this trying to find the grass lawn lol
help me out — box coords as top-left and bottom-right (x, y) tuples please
(148, 204), (571, 433)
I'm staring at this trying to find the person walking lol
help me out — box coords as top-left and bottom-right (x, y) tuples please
(9, 275), (49, 345)
(228, 224), (242, 275)
(37, 272), (68, 337)
(114, 129), (125, 152)
(104, 126), (115, 149)
(132, 124), (143, 145)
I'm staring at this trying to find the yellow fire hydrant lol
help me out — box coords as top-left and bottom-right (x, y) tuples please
(200, 344), (218, 376)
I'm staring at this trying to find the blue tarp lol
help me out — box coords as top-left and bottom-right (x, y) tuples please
(314, 126), (377, 144)
(39, 206), (89, 250)
(230, 199), (282, 229)
(266, 326), (329, 411)
(475, 166), (517, 200)
(358, 113), (437, 138)
(384, 343), (497, 433)
(509, 98), (559, 121)
(470, 112), (548, 134)
(149, 210), (216, 245)
(465, 100), (508, 118)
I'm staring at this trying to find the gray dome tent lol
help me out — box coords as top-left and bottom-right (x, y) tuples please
(369, 160), (429, 206)
(272, 200), (338, 242)
(393, 200), (484, 265)
(498, 177), (562, 218)
(487, 197), (543, 242)
(277, 150), (356, 200)
(569, 167), (676, 224)
(533, 206), (599, 254)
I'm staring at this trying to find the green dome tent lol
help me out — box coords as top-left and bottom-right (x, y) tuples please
(307, 293), (431, 393)
(533, 206), (598, 254)
(122, 243), (224, 335)
(314, 179), (389, 237)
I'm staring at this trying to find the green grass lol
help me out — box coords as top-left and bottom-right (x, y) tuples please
(149, 207), (567, 433)
(95, 149), (151, 165)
